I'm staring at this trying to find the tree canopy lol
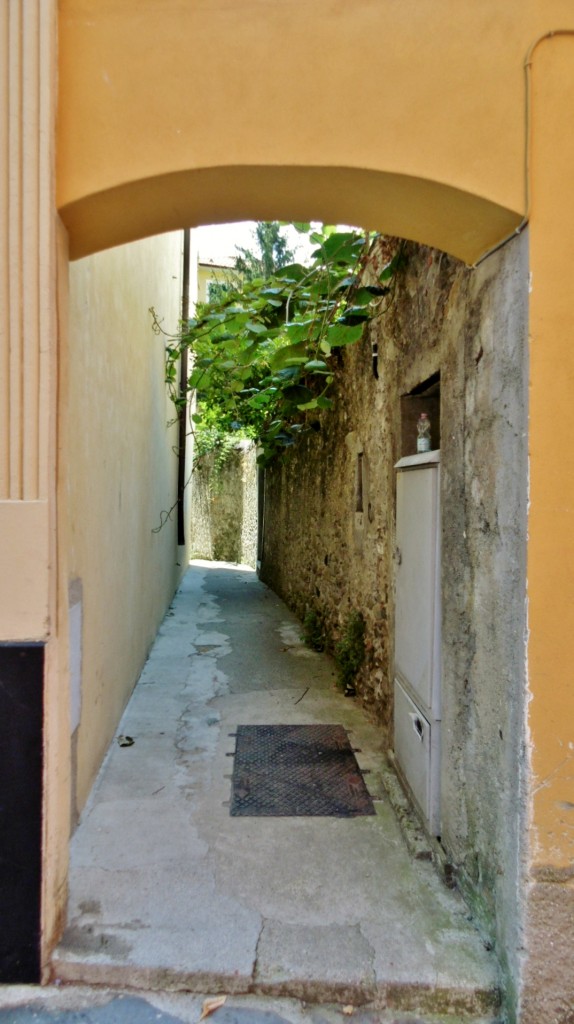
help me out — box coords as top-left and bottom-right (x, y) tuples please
(234, 221), (296, 280)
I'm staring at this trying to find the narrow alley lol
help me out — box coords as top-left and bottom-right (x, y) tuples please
(52, 563), (498, 1021)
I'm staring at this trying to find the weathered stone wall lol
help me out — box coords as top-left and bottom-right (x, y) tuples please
(190, 440), (258, 567)
(260, 233), (529, 1005)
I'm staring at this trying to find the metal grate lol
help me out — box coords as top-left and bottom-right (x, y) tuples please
(229, 724), (375, 817)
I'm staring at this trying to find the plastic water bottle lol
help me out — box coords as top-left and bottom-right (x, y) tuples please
(416, 412), (431, 453)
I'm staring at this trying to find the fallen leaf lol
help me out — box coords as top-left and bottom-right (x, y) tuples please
(117, 735), (134, 747)
(342, 1007), (355, 1016)
(199, 996), (227, 1021)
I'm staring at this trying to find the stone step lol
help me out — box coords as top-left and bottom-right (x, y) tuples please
(51, 950), (500, 1022)
(1, 987), (502, 1024)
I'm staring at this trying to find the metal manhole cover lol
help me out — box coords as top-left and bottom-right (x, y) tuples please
(229, 724), (375, 817)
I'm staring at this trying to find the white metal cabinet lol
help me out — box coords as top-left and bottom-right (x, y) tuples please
(393, 680), (440, 830)
(393, 451), (441, 834)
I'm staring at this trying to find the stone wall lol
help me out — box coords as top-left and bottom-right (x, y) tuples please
(260, 233), (529, 1005)
(190, 440), (258, 567)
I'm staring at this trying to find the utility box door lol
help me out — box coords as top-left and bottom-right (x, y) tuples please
(394, 678), (441, 833)
(394, 455), (440, 716)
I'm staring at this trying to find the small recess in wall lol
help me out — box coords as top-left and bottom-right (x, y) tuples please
(400, 372), (441, 457)
(372, 341), (379, 380)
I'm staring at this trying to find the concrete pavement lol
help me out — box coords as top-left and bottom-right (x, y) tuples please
(48, 562), (500, 1021)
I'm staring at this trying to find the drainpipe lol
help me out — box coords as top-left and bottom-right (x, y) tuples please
(177, 229), (190, 546)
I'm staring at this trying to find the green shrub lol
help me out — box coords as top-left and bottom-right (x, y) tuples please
(302, 608), (326, 652)
(335, 611), (366, 693)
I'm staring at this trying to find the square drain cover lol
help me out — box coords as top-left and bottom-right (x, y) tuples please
(229, 724), (375, 817)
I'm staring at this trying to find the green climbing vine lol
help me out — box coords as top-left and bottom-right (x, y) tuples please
(159, 224), (406, 467)
(193, 427), (243, 475)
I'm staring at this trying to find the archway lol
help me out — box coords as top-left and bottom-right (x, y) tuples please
(50, 211), (527, 1019)
(1, 4), (573, 1020)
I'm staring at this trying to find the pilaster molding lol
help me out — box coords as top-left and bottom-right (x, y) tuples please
(0, 0), (57, 639)
(0, 0), (57, 502)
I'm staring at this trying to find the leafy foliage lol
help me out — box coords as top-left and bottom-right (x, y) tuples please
(163, 224), (405, 466)
(193, 426), (249, 475)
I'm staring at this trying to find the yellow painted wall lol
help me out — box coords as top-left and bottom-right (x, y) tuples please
(60, 0), (574, 263)
(63, 232), (186, 813)
(528, 34), (574, 873)
(41, 219), (73, 973)
(197, 262), (235, 305)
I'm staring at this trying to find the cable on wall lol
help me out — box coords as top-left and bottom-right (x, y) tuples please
(473, 29), (574, 268)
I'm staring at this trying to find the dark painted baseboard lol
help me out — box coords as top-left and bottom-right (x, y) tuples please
(0, 644), (44, 983)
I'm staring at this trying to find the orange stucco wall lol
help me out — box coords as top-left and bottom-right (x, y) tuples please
(528, 34), (574, 872)
(58, 0), (574, 264)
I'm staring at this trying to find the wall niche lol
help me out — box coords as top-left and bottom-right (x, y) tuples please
(400, 371), (441, 457)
